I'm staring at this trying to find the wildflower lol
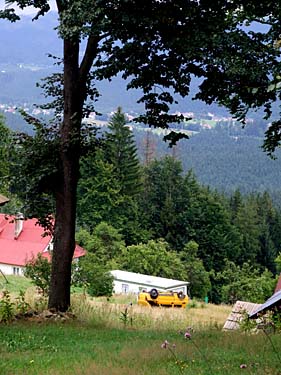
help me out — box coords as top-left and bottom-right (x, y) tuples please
(161, 340), (169, 349)
(184, 331), (192, 340)
(240, 364), (247, 369)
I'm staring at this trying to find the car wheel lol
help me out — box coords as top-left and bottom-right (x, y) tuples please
(177, 291), (185, 300)
(150, 288), (159, 299)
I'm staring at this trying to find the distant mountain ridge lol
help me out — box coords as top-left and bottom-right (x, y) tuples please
(0, 12), (228, 115)
(0, 12), (61, 64)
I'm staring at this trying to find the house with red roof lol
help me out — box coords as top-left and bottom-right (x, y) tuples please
(0, 213), (85, 276)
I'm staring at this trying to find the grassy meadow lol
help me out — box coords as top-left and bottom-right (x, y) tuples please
(0, 276), (281, 374)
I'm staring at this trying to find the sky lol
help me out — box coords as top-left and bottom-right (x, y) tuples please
(0, 0), (57, 15)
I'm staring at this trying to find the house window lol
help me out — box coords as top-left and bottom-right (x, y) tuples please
(122, 284), (129, 294)
(13, 267), (20, 275)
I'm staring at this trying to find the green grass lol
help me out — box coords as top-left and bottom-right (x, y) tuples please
(1, 278), (280, 374)
(0, 275), (33, 294)
(0, 321), (280, 375)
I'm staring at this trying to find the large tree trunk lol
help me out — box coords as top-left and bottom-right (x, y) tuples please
(48, 38), (82, 311)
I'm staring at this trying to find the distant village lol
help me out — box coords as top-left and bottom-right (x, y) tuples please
(0, 100), (255, 134)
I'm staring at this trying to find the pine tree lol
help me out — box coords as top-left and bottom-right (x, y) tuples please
(77, 149), (123, 231)
(105, 107), (141, 197)
(77, 108), (145, 244)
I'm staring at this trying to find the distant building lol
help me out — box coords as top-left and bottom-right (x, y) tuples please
(110, 270), (189, 295)
(0, 213), (85, 276)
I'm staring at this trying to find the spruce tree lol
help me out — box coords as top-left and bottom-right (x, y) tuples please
(77, 108), (145, 244)
(105, 107), (141, 197)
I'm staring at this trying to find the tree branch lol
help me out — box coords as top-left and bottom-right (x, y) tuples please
(79, 34), (100, 83)
(79, 31), (111, 83)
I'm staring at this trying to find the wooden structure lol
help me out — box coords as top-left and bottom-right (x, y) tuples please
(223, 300), (261, 330)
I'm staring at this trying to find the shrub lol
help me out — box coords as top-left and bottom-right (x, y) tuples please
(24, 253), (51, 296)
(0, 290), (15, 323)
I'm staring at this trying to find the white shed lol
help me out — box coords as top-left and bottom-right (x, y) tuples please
(110, 270), (189, 295)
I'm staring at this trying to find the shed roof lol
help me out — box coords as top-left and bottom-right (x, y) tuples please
(223, 300), (261, 330)
(0, 194), (9, 206)
(249, 290), (281, 319)
(110, 270), (189, 290)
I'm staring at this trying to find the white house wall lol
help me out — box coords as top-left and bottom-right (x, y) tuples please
(0, 263), (24, 276)
(113, 280), (187, 295)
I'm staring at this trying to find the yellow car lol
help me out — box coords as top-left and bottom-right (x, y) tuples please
(137, 288), (188, 308)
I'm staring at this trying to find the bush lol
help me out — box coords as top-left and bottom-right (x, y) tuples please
(87, 269), (114, 297)
(75, 253), (114, 297)
(24, 253), (51, 296)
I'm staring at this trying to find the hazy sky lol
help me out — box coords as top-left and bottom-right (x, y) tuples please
(0, 0), (57, 14)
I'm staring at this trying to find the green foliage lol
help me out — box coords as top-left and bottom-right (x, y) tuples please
(238, 311), (258, 332)
(77, 153), (281, 303)
(77, 149), (124, 231)
(15, 290), (31, 315)
(75, 224), (123, 297)
(120, 304), (133, 328)
(139, 156), (193, 250)
(77, 222), (125, 263)
(181, 241), (211, 299)
(118, 239), (185, 280)
(78, 253), (114, 297)
(138, 127), (281, 205)
(192, 189), (241, 272)
(105, 107), (141, 197)
(86, 270), (113, 298)
(9, 119), (58, 231)
(275, 253), (281, 274)
(0, 114), (12, 194)
(216, 260), (276, 304)
(24, 253), (51, 296)
(0, 290), (14, 323)
(271, 312), (281, 333)
(77, 108), (144, 244)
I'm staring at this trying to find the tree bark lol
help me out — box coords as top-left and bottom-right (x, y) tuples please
(48, 38), (82, 311)
(47, 4), (100, 310)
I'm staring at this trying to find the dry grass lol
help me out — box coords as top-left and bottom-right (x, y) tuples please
(4, 286), (231, 332)
(71, 294), (232, 330)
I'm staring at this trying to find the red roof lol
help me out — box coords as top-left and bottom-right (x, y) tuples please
(0, 214), (85, 267)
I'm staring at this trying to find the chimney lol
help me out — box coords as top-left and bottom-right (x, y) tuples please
(14, 212), (24, 239)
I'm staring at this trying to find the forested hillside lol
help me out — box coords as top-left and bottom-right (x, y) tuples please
(2, 100), (281, 306)
(179, 130), (281, 195)
(133, 125), (281, 206)
(74, 121), (281, 304)
(5, 109), (281, 206)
